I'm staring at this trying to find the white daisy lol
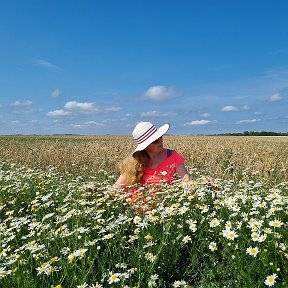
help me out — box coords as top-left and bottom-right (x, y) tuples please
(246, 246), (259, 257)
(209, 242), (217, 251)
(269, 220), (283, 228)
(264, 274), (277, 286)
(209, 218), (220, 228)
(108, 273), (121, 284)
(182, 235), (192, 244)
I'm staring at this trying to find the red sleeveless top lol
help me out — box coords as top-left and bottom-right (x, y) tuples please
(141, 149), (185, 185)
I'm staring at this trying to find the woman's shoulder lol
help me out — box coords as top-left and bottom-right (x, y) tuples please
(165, 148), (185, 164)
(166, 148), (182, 157)
(166, 148), (174, 157)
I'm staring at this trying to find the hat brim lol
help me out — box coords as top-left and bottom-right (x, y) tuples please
(133, 123), (170, 153)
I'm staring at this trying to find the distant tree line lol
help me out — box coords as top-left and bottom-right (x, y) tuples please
(217, 131), (288, 136)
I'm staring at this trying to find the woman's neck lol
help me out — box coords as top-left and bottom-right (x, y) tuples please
(146, 148), (165, 158)
(146, 148), (166, 168)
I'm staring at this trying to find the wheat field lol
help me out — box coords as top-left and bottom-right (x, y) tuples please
(0, 135), (287, 181)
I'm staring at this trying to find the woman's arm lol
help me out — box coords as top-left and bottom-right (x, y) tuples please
(114, 174), (126, 190)
(176, 163), (190, 182)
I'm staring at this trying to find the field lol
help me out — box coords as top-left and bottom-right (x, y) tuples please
(0, 135), (287, 287)
(0, 135), (287, 181)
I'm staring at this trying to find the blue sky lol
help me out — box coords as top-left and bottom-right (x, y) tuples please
(0, 0), (287, 135)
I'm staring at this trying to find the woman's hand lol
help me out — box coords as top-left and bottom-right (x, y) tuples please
(177, 163), (190, 182)
(114, 174), (126, 190)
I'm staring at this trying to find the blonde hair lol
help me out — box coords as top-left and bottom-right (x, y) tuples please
(119, 150), (150, 186)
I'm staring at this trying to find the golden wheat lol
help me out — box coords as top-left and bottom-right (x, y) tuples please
(0, 135), (287, 180)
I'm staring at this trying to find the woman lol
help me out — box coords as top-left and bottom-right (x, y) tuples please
(115, 121), (189, 190)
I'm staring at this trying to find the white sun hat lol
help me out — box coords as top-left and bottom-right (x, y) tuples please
(132, 121), (170, 153)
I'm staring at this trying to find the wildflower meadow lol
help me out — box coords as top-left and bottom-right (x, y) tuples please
(0, 136), (287, 287)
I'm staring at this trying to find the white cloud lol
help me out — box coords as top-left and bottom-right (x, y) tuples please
(85, 121), (103, 126)
(11, 120), (21, 125)
(64, 101), (100, 113)
(269, 93), (283, 102)
(33, 58), (61, 71)
(184, 120), (211, 125)
(221, 105), (239, 112)
(254, 111), (262, 115)
(71, 121), (105, 129)
(71, 124), (83, 129)
(200, 113), (210, 118)
(10, 100), (34, 114)
(242, 105), (250, 111)
(141, 110), (177, 117)
(144, 85), (177, 101)
(46, 109), (72, 118)
(48, 101), (122, 118)
(64, 101), (122, 114)
(51, 88), (62, 97)
(104, 107), (122, 113)
(70, 118), (126, 130)
(10, 100), (33, 107)
(236, 119), (261, 124)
